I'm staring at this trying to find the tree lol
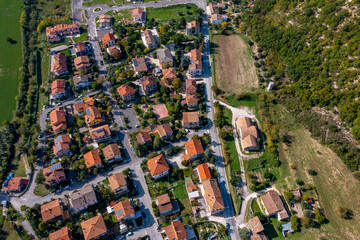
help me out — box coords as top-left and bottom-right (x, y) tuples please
(307, 169), (317, 176)
(315, 208), (326, 224)
(339, 206), (354, 219)
(238, 227), (250, 239)
(101, 187), (114, 203)
(38, 221), (47, 232)
(219, 129), (230, 140)
(172, 78), (182, 90)
(91, 81), (101, 90)
(221, 22), (228, 29)
(290, 215), (299, 231)
(284, 191), (294, 203)
(153, 135), (163, 149)
(159, 25), (169, 34)
(35, 171), (45, 184)
(301, 216), (311, 228)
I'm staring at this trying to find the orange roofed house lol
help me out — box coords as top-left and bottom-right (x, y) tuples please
(184, 139), (204, 161)
(73, 97), (94, 113)
(237, 117), (260, 151)
(260, 191), (289, 221)
(247, 216), (268, 240)
(99, 14), (112, 28)
(41, 199), (65, 223)
(186, 20), (200, 36)
(203, 178), (225, 215)
(133, 8), (145, 22)
(6, 177), (29, 193)
(162, 67), (177, 81)
(74, 56), (91, 73)
(117, 84), (135, 101)
(136, 131), (152, 145)
(139, 76), (157, 94)
(81, 214), (107, 240)
(49, 227), (72, 240)
(113, 199), (135, 222)
(188, 49), (202, 77)
(157, 193), (180, 216)
(186, 79), (197, 96)
(53, 134), (71, 157)
(46, 24), (80, 43)
(101, 33), (116, 48)
(73, 74), (92, 88)
(182, 112), (200, 129)
(132, 57), (148, 75)
(43, 163), (67, 187)
(51, 79), (66, 99)
(108, 172), (128, 196)
(182, 94), (198, 109)
(73, 41), (89, 57)
(89, 124), (111, 142)
(147, 154), (170, 180)
(143, 29), (157, 49)
(85, 106), (103, 126)
(50, 107), (67, 133)
(156, 123), (173, 140)
(52, 53), (69, 76)
(102, 143), (122, 163)
(84, 150), (103, 169)
(164, 220), (188, 240)
(197, 163), (211, 183)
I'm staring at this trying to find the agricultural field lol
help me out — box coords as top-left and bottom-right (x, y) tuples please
(0, 0), (23, 122)
(146, 4), (199, 22)
(212, 34), (258, 94)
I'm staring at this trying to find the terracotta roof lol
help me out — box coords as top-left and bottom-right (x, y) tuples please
(117, 84), (135, 96)
(237, 117), (259, 149)
(43, 163), (66, 185)
(144, 29), (156, 45)
(156, 124), (173, 138)
(51, 79), (66, 95)
(203, 178), (225, 213)
(52, 53), (68, 75)
(162, 67), (177, 79)
(132, 57), (148, 72)
(84, 150), (102, 168)
(251, 232), (268, 240)
(136, 131), (152, 145)
(243, 135), (259, 150)
(183, 95), (198, 105)
(7, 177), (28, 191)
(49, 227), (72, 240)
(248, 216), (264, 233)
(101, 33), (116, 47)
(237, 117), (253, 128)
(186, 79), (197, 95)
(197, 163), (211, 181)
(139, 76), (157, 87)
(191, 49), (201, 62)
(73, 75), (91, 85)
(41, 199), (63, 222)
(48, 24), (79, 33)
(81, 214), (107, 240)
(108, 172), (127, 192)
(260, 191), (287, 216)
(211, 13), (223, 22)
(185, 139), (204, 158)
(132, 8), (144, 19)
(74, 56), (90, 71)
(53, 134), (71, 155)
(183, 112), (200, 124)
(70, 186), (97, 211)
(50, 107), (67, 133)
(73, 41), (86, 54)
(102, 144), (121, 161)
(113, 199), (135, 221)
(107, 46), (120, 56)
(164, 220), (187, 240)
(185, 180), (198, 192)
(89, 124), (111, 139)
(99, 14), (111, 23)
(187, 20), (200, 29)
(84, 106), (102, 125)
(74, 97), (94, 112)
(157, 193), (173, 214)
(209, 2), (218, 14)
(147, 155), (170, 177)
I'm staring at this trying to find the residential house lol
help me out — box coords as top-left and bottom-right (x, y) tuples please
(102, 144), (122, 163)
(260, 191), (289, 221)
(197, 164), (211, 183)
(209, 2), (219, 15)
(157, 48), (173, 69)
(51, 79), (66, 99)
(203, 178), (225, 214)
(132, 57), (148, 75)
(74, 56), (91, 73)
(73, 97), (94, 112)
(184, 139), (204, 161)
(52, 53), (68, 76)
(73, 75), (92, 88)
(182, 112), (200, 129)
(156, 123), (173, 139)
(133, 8), (145, 22)
(186, 79), (197, 95)
(43, 163), (67, 187)
(147, 154), (170, 180)
(49, 227), (73, 240)
(107, 46), (121, 57)
(46, 24), (80, 43)
(136, 131), (152, 145)
(50, 107), (67, 133)
(73, 42), (89, 57)
(211, 13), (224, 24)
(85, 106), (103, 126)
(99, 15), (112, 28)
(117, 84), (135, 101)
(113, 199), (135, 222)
(41, 199), (64, 223)
(247, 216), (268, 240)
(108, 172), (128, 196)
(143, 29), (157, 49)
(139, 76), (157, 94)
(162, 67), (177, 81)
(157, 193), (180, 216)
(186, 21), (201, 35)
(81, 214), (107, 240)
(70, 185), (98, 213)
(6, 177), (29, 193)
(84, 150), (103, 169)
(188, 49), (202, 76)
(182, 95), (198, 109)
(89, 124), (112, 142)
(185, 179), (200, 200)
(237, 117), (260, 151)
(53, 134), (71, 157)
(164, 220), (188, 240)
(101, 33), (116, 48)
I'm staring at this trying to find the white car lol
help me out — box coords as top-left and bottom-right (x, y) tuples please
(126, 232), (133, 236)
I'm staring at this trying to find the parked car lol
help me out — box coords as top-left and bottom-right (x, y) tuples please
(126, 232), (133, 236)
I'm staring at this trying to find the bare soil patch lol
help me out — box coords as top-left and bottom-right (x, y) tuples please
(213, 34), (258, 93)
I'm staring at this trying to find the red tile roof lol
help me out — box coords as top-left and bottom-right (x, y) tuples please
(117, 84), (135, 96)
(102, 144), (121, 161)
(49, 107), (67, 133)
(51, 79), (66, 95)
(164, 220), (187, 240)
(162, 67), (177, 79)
(136, 131), (152, 145)
(147, 155), (170, 177)
(7, 177), (29, 191)
(41, 199), (63, 222)
(113, 199), (135, 221)
(81, 214), (107, 240)
(185, 139), (204, 158)
(49, 227), (72, 240)
(203, 178), (225, 213)
(133, 8), (144, 19)
(84, 150), (102, 168)
(101, 33), (116, 47)
(182, 112), (200, 124)
(89, 124), (111, 139)
(197, 163), (211, 181)
(108, 172), (127, 192)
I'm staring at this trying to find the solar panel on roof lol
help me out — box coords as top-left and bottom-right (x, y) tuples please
(56, 143), (61, 151)
(86, 108), (90, 115)
(116, 209), (123, 218)
(50, 163), (61, 171)
(133, 59), (138, 67)
(75, 100), (83, 103)
(95, 128), (105, 133)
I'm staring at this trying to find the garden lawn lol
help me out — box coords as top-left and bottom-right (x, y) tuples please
(146, 4), (198, 22)
(173, 184), (191, 215)
(34, 184), (50, 196)
(251, 199), (261, 214)
(0, 0), (23, 122)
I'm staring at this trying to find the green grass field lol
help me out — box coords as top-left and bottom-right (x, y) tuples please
(34, 184), (50, 196)
(173, 184), (191, 215)
(0, 0), (23, 122)
(146, 4), (199, 22)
